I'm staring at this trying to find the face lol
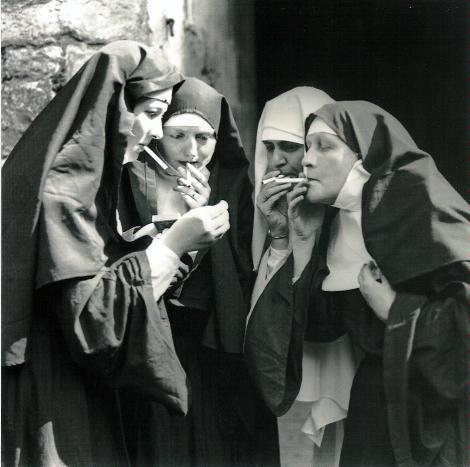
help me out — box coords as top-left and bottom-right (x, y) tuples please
(126, 98), (169, 159)
(158, 126), (217, 169)
(303, 120), (359, 205)
(263, 140), (304, 176)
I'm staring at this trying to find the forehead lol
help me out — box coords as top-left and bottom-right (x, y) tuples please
(164, 126), (215, 135)
(134, 98), (169, 114)
(262, 139), (302, 145)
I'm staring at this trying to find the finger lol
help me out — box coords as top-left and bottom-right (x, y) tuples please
(178, 262), (190, 274)
(213, 220), (230, 236)
(359, 263), (377, 286)
(260, 183), (291, 200)
(187, 163), (208, 184)
(181, 193), (199, 209)
(287, 185), (307, 203)
(288, 193), (305, 212)
(206, 200), (229, 218)
(183, 177), (206, 194)
(210, 211), (229, 230)
(171, 277), (178, 285)
(265, 190), (289, 207)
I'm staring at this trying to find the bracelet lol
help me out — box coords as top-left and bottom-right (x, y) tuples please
(268, 229), (288, 240)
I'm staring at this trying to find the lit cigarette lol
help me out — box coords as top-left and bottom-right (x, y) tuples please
(274, 177), (306, 183)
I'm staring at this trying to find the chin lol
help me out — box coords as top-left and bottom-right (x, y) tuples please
(305, 187), (329, 205)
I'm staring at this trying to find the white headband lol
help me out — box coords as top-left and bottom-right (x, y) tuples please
(307, 117), (338, 136)
(164, 113), (214, 132)
(261, 127), (304, 144)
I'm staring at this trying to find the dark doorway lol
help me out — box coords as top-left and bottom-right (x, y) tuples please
(255, 0), (468, 199)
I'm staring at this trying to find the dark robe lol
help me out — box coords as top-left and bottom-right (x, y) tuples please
(2, 41), (188, 466)
(245, 101), (470, 466)
(120, 78), (279, 466)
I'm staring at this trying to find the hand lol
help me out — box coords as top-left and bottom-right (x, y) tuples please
(256, 170), (291, 237)
(162, 200), (229, 256)
(170, 260), (190, 285)
(174, 164), (211, 209)
(287, 178), (324, 242)
(358, 262), (396, 322)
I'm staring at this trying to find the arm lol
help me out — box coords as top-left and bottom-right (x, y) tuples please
(50, 250), (188, 413)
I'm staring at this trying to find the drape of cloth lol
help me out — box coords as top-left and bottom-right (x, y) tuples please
(278, 401), (344, 467)
(2, 252), (188, 466)
(120, 305), (280, 467)
(2, 41), (188, 466)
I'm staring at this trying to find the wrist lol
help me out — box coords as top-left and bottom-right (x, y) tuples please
(267, 228), (288, 240)
(161, 233), (185, 257)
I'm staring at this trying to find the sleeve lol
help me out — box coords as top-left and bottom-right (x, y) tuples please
(382, 262), (469, 463)
(389, 261), (469, 407)
(145, 237), (180, 301)
(49, 250), (188, 414)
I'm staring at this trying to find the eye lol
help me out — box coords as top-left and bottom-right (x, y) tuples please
(263, 142), (274, 152)
(170, 132), (185, 139)
(196, 134), (209, 142)
(146, 110), (163, 119)
(279, 142), (302, 153)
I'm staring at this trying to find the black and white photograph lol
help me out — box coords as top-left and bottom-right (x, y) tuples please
(2, 1), (469, 466)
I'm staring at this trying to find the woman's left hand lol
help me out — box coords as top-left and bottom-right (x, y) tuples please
(174, 164), (211, 209)
(358, 262), (396, 322)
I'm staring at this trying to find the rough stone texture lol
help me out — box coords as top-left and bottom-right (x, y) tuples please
(2, 0), (257, 160)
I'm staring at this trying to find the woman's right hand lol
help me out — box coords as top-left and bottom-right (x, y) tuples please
(161, 200), (230, 256)
(256, 170), (291, 237)
(287, 181), (324, 242)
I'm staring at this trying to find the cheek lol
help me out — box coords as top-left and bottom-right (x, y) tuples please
(290, 151), (304, 171)
(159, 139), (180, 161)
(198, 141), (216, 163)
(131, 117), (146, 139)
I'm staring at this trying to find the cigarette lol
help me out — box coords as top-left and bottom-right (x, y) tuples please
(274, 177), (306, 183)
(143, 146), (180, 176)
(261, 177), (277, 185)
(186, 163), (193, 187)
(143, 146), (167, 170)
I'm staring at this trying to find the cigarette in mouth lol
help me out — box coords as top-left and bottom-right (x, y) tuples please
(274, 177), (306, 183)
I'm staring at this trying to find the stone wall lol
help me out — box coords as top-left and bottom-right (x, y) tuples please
(1, 0), (257, 159)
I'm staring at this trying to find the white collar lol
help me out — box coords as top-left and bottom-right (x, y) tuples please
(332, 160), (370, 212)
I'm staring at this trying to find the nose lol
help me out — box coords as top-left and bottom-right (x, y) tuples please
(271, 148), (286, 169)
(149, 120), (163, 140)
(186, 137), (198, 160)
(302, 147), (317, 168)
